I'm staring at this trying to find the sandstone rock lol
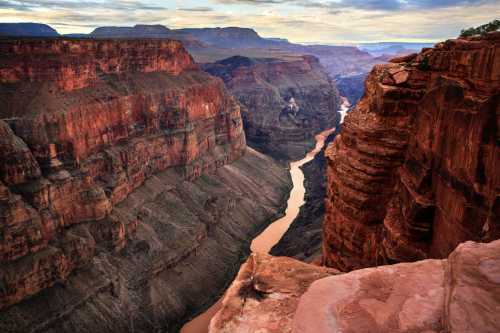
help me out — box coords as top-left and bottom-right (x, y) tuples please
(0, 148), (291, 333)
(0, 39), (196, 91)
(323, 33), (500, 271)
(294, 240), (500, 333)
(211, 240), (500, 333)
(209, 253), (339, 333)
(204, 55), (340, 160)
(0, 38), (248, 316)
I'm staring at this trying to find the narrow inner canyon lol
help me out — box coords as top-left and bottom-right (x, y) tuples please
(181, 99), (351, 333)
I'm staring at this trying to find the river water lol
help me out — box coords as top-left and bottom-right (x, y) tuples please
(181, 98), (350, 333)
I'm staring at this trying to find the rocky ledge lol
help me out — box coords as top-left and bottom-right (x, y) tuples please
(0, 38), (291, 332)
(204, 55), (341, 160)
(210, 239), (500, 333)
(323, 32), (500, 271)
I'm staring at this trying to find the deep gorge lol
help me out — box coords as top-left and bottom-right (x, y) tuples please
(0, 21), (499, 333)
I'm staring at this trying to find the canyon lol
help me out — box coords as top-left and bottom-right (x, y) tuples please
(204, 55), (341, 160)
(208, 32), (500, 332)
(0, 21), (498, 333)
(0, 38), (292, 332)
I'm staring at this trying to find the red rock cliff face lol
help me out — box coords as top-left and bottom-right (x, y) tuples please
(0, 39), (194, 91)
(323, 33), (500, 271)
(0, 38), (246, 309)
(205, 55), (340, 160)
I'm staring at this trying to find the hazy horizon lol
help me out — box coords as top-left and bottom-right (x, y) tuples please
(0, 1), (499, 44)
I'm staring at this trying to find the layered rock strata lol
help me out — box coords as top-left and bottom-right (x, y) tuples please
(210, 240), (500, 333)
(204, 55), (340, 160)
(323, 32), (500, 271)
(0, 38), (291, 331)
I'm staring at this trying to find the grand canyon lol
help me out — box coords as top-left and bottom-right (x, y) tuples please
(0, 2), (499, 333)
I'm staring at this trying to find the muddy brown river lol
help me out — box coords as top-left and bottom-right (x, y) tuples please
(181, 99), (350, 333)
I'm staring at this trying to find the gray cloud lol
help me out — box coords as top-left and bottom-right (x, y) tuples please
(0, 0), (166, 11)
(177, 7), (214, 12)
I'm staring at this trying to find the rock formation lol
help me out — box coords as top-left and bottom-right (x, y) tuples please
(323, 32), (500, 271)
(0, 38), (291, 332)
(295, 239), (500, 333)
(208, 253), (340, 333)
(210, 239), (500, 333)
(204, 55), (340, 160)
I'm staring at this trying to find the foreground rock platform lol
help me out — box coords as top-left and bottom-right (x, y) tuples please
(209, 253), (340, 333)
(210, 240), (500, 333)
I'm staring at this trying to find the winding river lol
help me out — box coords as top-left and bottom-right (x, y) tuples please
(181, 98), (350, 333)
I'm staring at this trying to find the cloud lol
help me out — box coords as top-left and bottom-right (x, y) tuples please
(0, 0), (498, 42)
(177, 7), (214, 12)
(213, 0), (497, 11)
(0, 0), (166, 11)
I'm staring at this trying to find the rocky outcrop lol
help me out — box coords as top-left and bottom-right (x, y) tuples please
(294, 239), (500, 333)
(0, 38), (291, 331)
(323, 32), (500, 271)
(204, 55), (340, 160)
(210, 240), (500, 333)
(208, 253), (340, 333)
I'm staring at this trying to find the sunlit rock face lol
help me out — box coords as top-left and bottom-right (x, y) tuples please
(208, 253), (340, 333)
(204, 55), (341, 160)
(209, 240), (500, 333)
(323, 32), (500, 271)
(294, 240), (500, 333)
(0, 38), (253, 314)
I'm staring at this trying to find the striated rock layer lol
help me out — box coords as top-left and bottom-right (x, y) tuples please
(204, 55), (340, 160)
(210, 240), (500, 333)
(323, 32), (500, 271)
(0, 38), (291, 331)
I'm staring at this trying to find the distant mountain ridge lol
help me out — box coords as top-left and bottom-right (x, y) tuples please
(0, 22), (59, 37)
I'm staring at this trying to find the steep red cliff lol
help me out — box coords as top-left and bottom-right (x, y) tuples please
(323, 32), (500, 271)
(0, 38), (247, 310)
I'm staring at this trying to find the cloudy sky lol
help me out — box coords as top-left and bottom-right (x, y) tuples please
(0, 0), (498, 43)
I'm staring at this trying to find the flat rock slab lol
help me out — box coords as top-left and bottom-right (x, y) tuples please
(293, 240), (500, 333)
(209, 253), (339, 333)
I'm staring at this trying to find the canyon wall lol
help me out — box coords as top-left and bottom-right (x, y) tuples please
(0, 38), (291, 332)
(204, 55), (340, 160)
(323, 32), (500, 271)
